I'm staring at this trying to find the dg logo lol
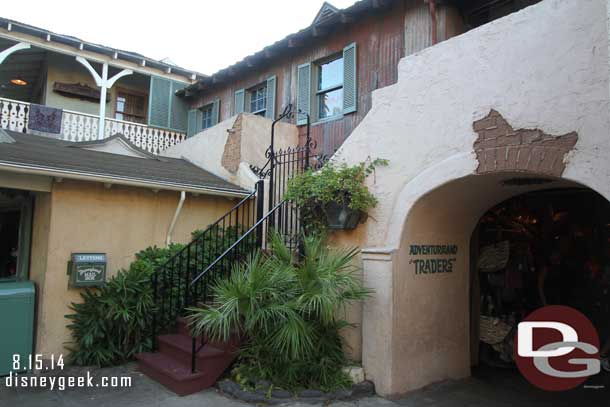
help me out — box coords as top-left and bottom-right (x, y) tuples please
(515, 305), (601, 391)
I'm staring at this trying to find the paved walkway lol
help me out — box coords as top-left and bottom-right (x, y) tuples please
(0, 363), (608, 406)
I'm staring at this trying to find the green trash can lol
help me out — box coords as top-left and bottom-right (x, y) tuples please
(0, 281), (35, 376)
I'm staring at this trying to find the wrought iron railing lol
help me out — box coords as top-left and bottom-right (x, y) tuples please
(151, 182), (263, 352)
(150, 103), (327, 374)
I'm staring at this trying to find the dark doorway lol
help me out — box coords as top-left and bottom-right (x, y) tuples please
(470, 187), (610, 402)
(0, 189), (33, 281)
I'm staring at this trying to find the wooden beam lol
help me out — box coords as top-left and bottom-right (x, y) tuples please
(339, 12), (354, 23)
(287, 38), (303, 48)
(372, 0), (391, 9)
(312, 26), (328, 37)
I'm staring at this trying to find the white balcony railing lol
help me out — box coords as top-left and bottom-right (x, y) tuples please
(0, 97), (186, 154)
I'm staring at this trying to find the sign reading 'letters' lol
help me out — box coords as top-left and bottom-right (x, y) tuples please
(68, 253), (107, 287)
(409, 245), (458, 275)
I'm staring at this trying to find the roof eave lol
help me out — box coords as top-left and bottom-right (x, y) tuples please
(0, 161), (250, 198)
(0, 17), (208, 83)
(179, 0), (393, 97)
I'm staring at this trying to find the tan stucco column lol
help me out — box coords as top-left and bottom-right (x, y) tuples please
(361, 247), (396, 396)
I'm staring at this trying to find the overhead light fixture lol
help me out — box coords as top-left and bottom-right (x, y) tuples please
(10, 78), (27, 86)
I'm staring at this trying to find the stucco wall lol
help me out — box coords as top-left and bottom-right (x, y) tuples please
(162, 113), (298, 189)
(34, 180), (235, 356)
(330, 0), (610, 396)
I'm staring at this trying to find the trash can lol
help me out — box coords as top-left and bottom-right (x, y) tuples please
(0, 281), (35, 376)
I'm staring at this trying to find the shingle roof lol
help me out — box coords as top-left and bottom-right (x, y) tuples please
(0, 130), (248, 197)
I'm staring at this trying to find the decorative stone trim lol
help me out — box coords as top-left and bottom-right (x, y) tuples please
(473, 110), (577, 176)
(217, 379), (375, 404)
(361, 247), (395, 262)
(221, 114), (243, 174)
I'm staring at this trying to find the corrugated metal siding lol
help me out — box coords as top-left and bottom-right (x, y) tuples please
(189, 1), (463, 156)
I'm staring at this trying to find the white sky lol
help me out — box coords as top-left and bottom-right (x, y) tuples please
(3, 0), (357, 75)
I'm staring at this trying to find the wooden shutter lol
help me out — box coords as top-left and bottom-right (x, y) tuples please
(343, 42), (357, 114)
(148, 76), (171, 128)
(187, 109), (203, 138)
(211, 98), (220, 125)
(296, 63), (311, 125)
(234, 89), (245, 114)
(265, 75), (277, 119)
(169, 81), (188, 131)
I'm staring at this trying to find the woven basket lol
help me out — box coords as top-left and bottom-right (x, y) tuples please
(479, 315), (512, 345)
(477, 241), (510, 273)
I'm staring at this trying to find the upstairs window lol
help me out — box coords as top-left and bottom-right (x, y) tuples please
(201, 104), (214, 129)
(249, 84), (267, 116)
(296, 42), (357, 126)
(234, 76), (276, 119)
(115, 89), (147, 124)
(316, 56), (343, 120)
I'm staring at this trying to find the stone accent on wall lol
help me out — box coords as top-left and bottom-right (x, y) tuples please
(473, 110), (578, 176)
(221, 114), (243, 174)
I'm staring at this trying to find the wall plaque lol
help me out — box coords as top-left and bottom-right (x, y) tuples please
(68, 253), (107, 287)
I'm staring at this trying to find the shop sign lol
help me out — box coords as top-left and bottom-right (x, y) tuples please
(409, 244), (458, 275)
(68, 253), (107, 287)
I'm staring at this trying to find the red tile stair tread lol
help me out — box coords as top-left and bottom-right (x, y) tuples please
(158, 333), (227, 357)
(136, 352), (205, 382)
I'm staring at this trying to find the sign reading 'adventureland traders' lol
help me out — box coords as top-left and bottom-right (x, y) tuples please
(409, 245), (458, 275)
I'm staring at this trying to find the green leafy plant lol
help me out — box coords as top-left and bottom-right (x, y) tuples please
(188, 232), (372, 391)
(65, 244), (184, 366)
(284, 158), (388, 232)
(65, 224), (253, 367)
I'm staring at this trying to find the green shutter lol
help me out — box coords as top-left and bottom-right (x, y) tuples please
(234, 89), (245, 114)
(187, 109), (203, 138)
(169, 81), (188, 131)
(148, 76), (171, 128)
(211, 98), (220, 125)
(343, 42), (357, 114)
(265, 75), (277, 119)
(296, 63), (311, 125)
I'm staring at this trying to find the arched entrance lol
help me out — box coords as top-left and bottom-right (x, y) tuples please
(388, 171), (610, 400)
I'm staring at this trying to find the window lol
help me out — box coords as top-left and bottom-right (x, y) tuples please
(316, 56), (343, 120)
(115, 89), (147, 124)
(249, 84), (267, 116)
(201, 104), (214, 129)
(296, 42), (356, 126)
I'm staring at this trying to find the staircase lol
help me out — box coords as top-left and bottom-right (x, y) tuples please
(137, 104), (316, 396)
(136, 318), (239, 396)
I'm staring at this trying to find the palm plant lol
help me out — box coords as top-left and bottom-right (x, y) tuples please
(187, 232), (371, 390)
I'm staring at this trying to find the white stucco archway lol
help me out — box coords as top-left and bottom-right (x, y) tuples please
(361, 167), (609, 396)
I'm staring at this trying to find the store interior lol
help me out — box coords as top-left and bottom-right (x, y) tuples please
(471, 187), (610, 392)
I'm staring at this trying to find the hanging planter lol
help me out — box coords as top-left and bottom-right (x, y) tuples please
(285, 158), (388, 233)
(324, 202), (363, 230)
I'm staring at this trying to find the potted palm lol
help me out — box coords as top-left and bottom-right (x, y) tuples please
(285, 158), (388, 231)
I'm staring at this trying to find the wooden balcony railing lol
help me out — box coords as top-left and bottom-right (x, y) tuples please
(0, 97), (186, 154)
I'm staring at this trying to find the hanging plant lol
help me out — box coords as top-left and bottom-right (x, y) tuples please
(285, 158), (388, 231)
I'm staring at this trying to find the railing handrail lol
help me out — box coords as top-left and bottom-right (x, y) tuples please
(191, 199), (287, 285)
(0, 96), (186, 136)
(0, 96), (30, 106)
(155, 188), (257, 276)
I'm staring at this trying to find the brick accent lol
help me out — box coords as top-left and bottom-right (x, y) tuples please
(221, 114), (243, 174)
(473, 110), (577, 176)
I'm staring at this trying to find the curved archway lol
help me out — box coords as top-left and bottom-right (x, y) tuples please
(381, 170), (609, 395)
